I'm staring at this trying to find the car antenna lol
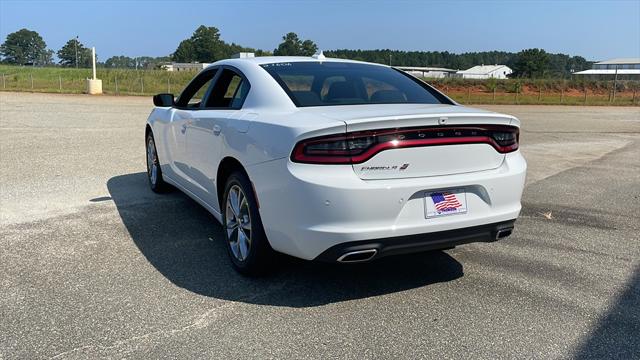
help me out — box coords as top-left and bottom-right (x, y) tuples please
(312, 50), (326, 62)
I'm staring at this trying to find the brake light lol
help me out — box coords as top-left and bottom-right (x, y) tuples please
(291, 125), (519, 164)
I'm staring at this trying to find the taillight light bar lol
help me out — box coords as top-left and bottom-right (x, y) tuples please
(291, 125), (519, 164)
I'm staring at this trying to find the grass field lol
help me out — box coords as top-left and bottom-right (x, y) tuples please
(0, 65), (638, 106)
(444, 90), (637, 106)
(0, 65), (194, 95)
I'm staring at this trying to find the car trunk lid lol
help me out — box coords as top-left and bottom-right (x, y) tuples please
(320, 104), (517, 180)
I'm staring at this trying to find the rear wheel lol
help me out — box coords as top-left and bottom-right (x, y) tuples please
(222, 171), (274, 275)
(146, 132), (168, 193)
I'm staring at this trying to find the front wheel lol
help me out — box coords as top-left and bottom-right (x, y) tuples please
(146, 132), (168, 193)
(222, 171), (274, 275)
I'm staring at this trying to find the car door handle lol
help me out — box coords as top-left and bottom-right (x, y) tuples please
(213, 124), (222, 136)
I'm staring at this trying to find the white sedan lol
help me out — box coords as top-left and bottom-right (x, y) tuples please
(146, 55), (526, 274)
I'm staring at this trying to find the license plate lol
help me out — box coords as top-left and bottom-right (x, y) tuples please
(425, 189), (468, 218)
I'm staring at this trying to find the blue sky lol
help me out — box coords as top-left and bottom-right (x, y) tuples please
(1, 0), (639, 61)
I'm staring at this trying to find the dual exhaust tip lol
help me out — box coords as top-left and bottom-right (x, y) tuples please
(495, 228), (513, 240)
(337, 227), (514, 263)
(337, 249), (378, 263)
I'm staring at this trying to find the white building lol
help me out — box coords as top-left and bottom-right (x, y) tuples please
(455, 65), (512, 79)
(162, 63), (211, 72)
(232, 52), (255, 59)
(396, 66), (458, 79)
(162, 53), (256, 71)
(573, 58), (640, 80)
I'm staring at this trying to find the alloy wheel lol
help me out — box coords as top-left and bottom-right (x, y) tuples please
(225, 185), (252, 261)
(146, 137), (158, 186)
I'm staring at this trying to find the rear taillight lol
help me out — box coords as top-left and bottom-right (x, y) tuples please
(291, 125), (519, 164)
(291, 134), (353, 164)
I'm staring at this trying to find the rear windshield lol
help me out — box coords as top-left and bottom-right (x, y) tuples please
(260, 62), (451, 107)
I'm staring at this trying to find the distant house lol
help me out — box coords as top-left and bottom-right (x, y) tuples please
(573, 58), (640, 80)
(455, 65), (512, 79)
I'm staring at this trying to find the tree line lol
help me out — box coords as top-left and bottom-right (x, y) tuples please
(0, 29), (94, 67)
(171, 26), (316, 61)
(0, 26), (591, 78)
(325, 49), (591, 78)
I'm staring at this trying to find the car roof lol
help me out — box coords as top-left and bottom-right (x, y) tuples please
(208, 55), (388, 68)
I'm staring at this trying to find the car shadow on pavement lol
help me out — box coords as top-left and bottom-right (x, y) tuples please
(107, 172), (463, 308)
(574, 265), (640, 359)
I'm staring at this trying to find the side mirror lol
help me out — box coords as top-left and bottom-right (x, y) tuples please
(153, 93), (174, 107)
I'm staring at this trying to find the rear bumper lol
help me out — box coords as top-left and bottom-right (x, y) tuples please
(315, 220), (516, 262)
(247, 151), (526, 260)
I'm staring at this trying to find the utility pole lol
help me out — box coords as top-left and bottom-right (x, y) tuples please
(86, 46), (102, 94)
(91, 47), (97, 80)
(75, 36), (79, 69)
(612, 65), (619, 102)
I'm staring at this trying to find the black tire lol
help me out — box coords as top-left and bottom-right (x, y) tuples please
(222, 171), (274, 275)
(146, 132), (169, 193)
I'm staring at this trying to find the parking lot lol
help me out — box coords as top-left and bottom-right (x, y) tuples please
(1, 92), (639, 359)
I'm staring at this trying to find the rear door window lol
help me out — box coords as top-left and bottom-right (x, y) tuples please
(205, 69), (250, 109)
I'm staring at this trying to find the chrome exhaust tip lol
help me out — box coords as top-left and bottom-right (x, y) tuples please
(337, 249), (378, 263)
(495, 228), (513, 240)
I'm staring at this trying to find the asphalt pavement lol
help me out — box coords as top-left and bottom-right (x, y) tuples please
(1, 92), (638, 359)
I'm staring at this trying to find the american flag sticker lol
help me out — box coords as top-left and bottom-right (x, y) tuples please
(425, 189), (468, 218)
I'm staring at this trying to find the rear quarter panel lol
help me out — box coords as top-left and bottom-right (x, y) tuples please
(221, 112), (346, 166)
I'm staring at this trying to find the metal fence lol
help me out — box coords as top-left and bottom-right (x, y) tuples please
(0, 69), (638, 106)
(0, 69), (194, 96)
(440, 87), (639, 106)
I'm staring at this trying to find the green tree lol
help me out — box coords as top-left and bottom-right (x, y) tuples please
(172, 25), (230, 62)
(105, 55), (136, 68)
(57, 38), (93, 67)
(190, 25), (227, 61)
(567, 56), (591, 74)
(0, 28), (50, 65)
(324, 49), (586, 77)
(137, 56), (171, 69)
(172, 39), (195, 62)
(274, 32), (318, 56)
(254, 49), (273, 57)
(41, 49), (55, 66)
(301, 40), (318, 56)
(104, 55), (171, 69)
(511, 48), (550, 78)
